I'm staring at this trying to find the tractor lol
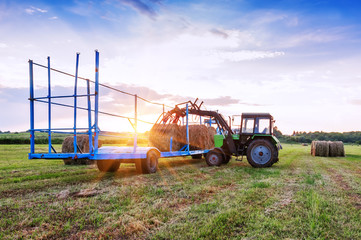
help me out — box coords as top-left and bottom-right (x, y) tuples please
(208, 112), (282, 168)
(163, 100), (282, 168)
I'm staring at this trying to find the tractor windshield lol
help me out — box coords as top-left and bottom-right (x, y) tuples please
(242, 118), (254, 134)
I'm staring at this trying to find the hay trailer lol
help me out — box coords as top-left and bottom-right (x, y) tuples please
(28, 51), (211, 173)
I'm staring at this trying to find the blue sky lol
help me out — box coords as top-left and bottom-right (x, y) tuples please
(0, 0), (361, 134)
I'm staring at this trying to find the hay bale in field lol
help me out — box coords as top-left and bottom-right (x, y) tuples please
(179, 125), (214, 150)
(329, 141), (345, 157)
(311, 141), (316, 156)
(335, 141), (345, 157)
(149, 124), (182, 151)
(311, 141), (329, 157)
(328, 141), (338, 157)
(311, 140), (345, 157)
(62, 135), (88, 153)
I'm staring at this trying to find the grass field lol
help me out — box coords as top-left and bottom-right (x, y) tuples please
(0, 144), (360, 239)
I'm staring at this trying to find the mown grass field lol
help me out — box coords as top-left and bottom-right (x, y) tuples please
(0, 144), (360, 239)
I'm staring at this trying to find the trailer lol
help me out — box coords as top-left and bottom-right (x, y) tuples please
(28, 51), (211, 173)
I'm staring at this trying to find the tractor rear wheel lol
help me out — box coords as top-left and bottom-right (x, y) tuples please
(205, 150), (223, 166)
(135, 151), (159, 174)
(97, 160), (120, 172)
(247, 139), (277, 168)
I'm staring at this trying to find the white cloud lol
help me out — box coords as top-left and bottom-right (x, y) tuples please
(281, 29), (344, 48)
(0, 43), (7, 48)
(208, 50), (285, 62)
(25, 8), (35, 15)
(25, 6), (47, 15)
(49, 16), (58, 20)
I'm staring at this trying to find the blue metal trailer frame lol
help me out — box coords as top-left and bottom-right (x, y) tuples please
(28, 51), (210, 163)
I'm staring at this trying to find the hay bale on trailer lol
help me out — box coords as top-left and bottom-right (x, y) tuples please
(311, 140), (345, 157)
(62, 135), (102, 165)
(207, 127), (217, 149)
(149, 124), (182, 151)
(149, 124), (216, 152)
(179, 125), (214, 150)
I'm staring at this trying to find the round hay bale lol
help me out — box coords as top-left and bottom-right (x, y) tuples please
(62, 135), (94, 153)
(335, 141), (345, 157)
(311, 141), (316, 156)
(311, 141), (329, 157)
(319, 141), (329, 157)
(207, 127), (217, 149)
(149, 124), (215, 151)
(61, 135), (102, 165)
(179, 125), (213, 150)
(149, 123), (181, 151)
(329, 141), (345, 157)
(328, 141), (338, 157)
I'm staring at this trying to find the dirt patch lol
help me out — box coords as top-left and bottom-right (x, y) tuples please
(55, 188), (103, 199)
(327, 168), (352, 191)
(327, 168), (361, 209)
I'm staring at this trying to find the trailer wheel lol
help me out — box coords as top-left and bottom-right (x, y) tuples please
(136, 151), (159, 174)
(206, 150), (223, 166)
(63, 158), (72, 165)
(96, 160), (120, 172)
(247, 139), (277, 168)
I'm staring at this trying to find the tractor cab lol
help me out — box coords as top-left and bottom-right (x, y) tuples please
(240, 113), (274, 136)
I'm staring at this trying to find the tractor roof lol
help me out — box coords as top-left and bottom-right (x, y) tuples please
(242, 113), (273, 119)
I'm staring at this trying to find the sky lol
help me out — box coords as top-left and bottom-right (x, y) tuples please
(0, 0), (361, 134)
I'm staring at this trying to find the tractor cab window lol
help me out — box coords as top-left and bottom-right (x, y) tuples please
(255, 118), (270, 134)
(242, 118), (254, 134)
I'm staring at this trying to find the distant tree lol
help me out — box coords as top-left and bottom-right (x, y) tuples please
(273, 126), (283, 137)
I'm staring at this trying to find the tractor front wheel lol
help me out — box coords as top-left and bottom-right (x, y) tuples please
(206, 150), (223, 166)
(222, 154), (231, 164)
(247, 139), (277, 168)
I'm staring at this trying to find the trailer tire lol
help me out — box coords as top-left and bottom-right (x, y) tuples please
(247, 139), (277, 168)
(136, 151), (159, 174)
(63, 158), (72, 165)
(206, 150), (223, 166)
(96, 160), (120, 172)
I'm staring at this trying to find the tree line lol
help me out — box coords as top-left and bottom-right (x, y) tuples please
(274, 127), (361, 144)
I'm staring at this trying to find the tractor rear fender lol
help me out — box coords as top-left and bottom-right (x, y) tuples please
(251, 135), (282, 150)
(212, 147), (226, 160)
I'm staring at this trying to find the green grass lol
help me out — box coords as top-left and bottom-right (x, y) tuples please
(0, 143), (360, 239)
